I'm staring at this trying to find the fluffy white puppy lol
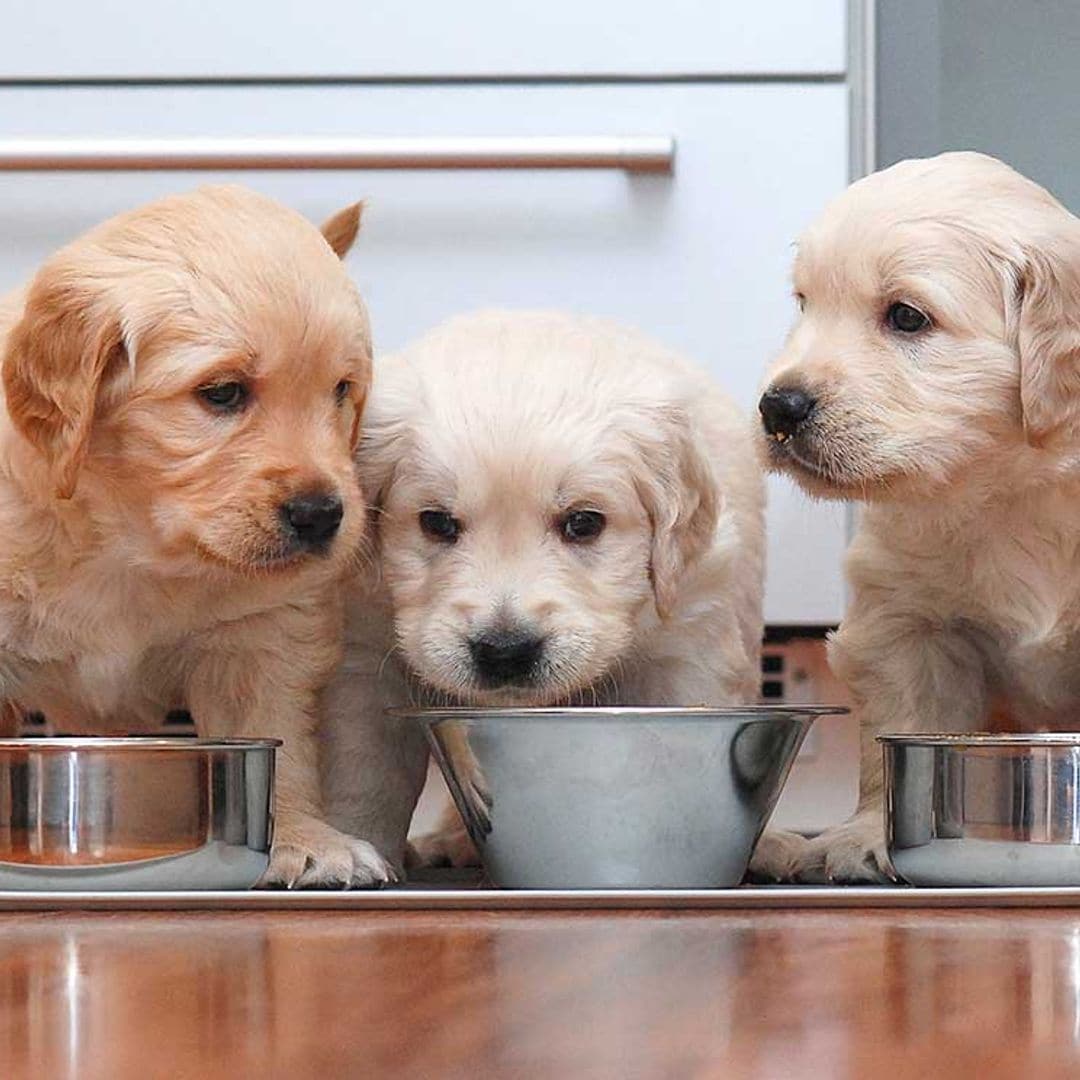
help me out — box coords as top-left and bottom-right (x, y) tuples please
(760, 151), (1080, 881)
(321, 309), (771, 875)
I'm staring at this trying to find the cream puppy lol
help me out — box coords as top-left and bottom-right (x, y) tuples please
(0, 186), (389, 887)
(321, 310), (771, 875)
(760, 151), (1080, 881)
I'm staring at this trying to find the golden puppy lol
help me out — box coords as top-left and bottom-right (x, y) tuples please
(0, 185), (388, 887)
(319, 309), (769, 875)
(759, 151), (1080, 881)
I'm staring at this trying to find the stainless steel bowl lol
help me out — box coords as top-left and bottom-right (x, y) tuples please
(0, 738), (279, 891)
(883, 732), (1080, 887)
(401, 706), (841, 889)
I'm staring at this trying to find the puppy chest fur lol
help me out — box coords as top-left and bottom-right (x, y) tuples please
(0, 543), (334, 728)
(855, 494), (1080, 718)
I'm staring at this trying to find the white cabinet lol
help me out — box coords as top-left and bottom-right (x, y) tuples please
(1, 3), (862, 831)
(1, 0), (846, 79)
(0, 80), (849, 624)
(0, 0), (856, 628)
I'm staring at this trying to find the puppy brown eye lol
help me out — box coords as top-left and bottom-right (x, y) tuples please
(795, 292), (806, 313)
(198, 381), (249, 412)
(335, 380), (351, 404)
(560, 510), (606, 543)
(419, 509), (461, 543)
(886, 302), (930, 334)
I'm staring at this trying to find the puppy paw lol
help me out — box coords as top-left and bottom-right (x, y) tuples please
(792, 814), (897, 885)
(259, 815), (398, 889)
(407, 820), (481, 869)
(745, 828), (812, 883)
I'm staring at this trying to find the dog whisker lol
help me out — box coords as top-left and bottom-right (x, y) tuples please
(324, 309), (764, 878)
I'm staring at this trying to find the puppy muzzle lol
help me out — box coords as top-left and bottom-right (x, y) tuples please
(759, 386), (817, 443)
(468, 629), (546, 688)
(278, 490), (344, 555)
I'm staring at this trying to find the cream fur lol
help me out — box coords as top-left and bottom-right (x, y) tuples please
(761, 151), (1080, 881)
(320, 309), (772, 875)
(0, 186), (389, 887)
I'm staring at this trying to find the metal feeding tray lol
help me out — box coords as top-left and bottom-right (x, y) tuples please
(3, 870), (1080, 910)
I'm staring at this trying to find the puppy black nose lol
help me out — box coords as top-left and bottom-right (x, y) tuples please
(759, 386), (817, 438)
(469, 631), (545, 686)
(281, 492), (344, 551)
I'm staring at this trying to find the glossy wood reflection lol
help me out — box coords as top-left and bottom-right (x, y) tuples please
(2, 908), (1080, 1078)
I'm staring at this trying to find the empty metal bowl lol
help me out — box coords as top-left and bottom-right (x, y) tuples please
(0, 738), (279, 891)
(401, 706), (842, 889)
(883, 732), (1080, 887)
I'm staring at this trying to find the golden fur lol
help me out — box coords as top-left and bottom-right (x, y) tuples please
(760, 151), (1080, 881)
(0, 185), (389, 887)
(319, 310), (768, 874)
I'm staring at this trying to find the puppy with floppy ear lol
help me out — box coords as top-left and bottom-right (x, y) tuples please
(631, 404), (722, 620)
(759, 151), (1080, 882)
(0, 187), (388, 888)
(319, 309), (769, 875)
(4, 273), (127, 499)
(1015, 224), (1080, 446)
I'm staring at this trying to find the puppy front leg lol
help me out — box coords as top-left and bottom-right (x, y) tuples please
(791, 611), (988, 884)
(319, 592), (429, 875)
(187, 598), (395, 889)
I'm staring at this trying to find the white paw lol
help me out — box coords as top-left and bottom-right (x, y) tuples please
(747, 828), (812, 883)
(407, 820), (481, 869)
(792, 813), (897, 884)
(259, 815), (398, 889)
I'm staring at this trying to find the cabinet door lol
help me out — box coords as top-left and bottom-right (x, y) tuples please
(0, 81), (850, 624)
(1, 0), (846, 79)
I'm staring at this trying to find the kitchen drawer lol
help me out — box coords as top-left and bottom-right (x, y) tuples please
(0, 81), (850, 624)
(1, 0), (847, 80)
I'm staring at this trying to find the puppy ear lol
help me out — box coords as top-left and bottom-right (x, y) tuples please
(3, 268), (126, 498)
(346, 367), (370, 453)
(356, 414), (404, 512)
(353, 356), (419, 550)
(1017, 225), (1080, 446)
(632, 405), (720, 619)
(355, 424), (402, 556)
(320, 202), (364, 259)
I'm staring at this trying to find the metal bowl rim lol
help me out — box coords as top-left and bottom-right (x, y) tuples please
(0, 737), (282, 751)
(390, 705), (847, 722)
(878, 732), (1080, 747)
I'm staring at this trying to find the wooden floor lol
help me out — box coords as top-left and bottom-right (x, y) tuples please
(2, 907), (1080, 1078)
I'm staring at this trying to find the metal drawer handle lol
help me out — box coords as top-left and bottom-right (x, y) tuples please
(0, 136), (675, 174)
